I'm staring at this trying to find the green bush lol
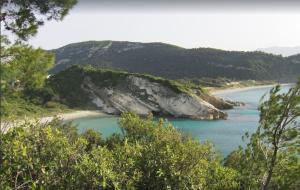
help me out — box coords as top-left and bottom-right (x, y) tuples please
(0, 113), (239, 189)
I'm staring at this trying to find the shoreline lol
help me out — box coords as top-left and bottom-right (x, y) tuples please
(40, 110), (109, 123)
(211, 83), (293, 96)
(1, 83), (294, 131)
(50, 83), (293, 120)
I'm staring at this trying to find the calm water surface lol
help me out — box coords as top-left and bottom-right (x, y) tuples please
(71, 85), (291, 156)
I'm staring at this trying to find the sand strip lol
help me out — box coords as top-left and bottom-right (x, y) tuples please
(211, 83), (293, 96)
(40, 110), (108, 123)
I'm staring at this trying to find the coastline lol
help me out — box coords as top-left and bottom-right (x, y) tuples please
(211, 83), (293, 96)
(1, 83), (294, 132)
(40, 110), (108, 123)
(44, 84), (293, 120)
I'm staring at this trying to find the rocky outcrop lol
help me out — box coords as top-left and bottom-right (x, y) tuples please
(79, 75), (228, 120)
(197, 91), (245, 110)
(50, 66), (244, 120)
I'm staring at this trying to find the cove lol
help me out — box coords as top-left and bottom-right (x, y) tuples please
(70, 85), (292, 156)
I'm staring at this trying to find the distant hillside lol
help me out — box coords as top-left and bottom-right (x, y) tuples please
(257, 46), (300, 57)
(288, 54), (300, 63)
(50, 41), (300, 82)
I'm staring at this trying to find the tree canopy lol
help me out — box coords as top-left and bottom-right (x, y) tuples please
(0, 42), (64, 118)
(1, 0), (77, 40)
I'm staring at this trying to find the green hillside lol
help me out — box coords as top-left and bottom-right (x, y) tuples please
(50, 41), (300, 82)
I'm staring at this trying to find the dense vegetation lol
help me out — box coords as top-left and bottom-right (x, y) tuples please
(0, 113), (236, 189)
(51, 41), (300, 82)
(0, 39), (70, 119)
(288, 54), (300, 64)
(1, 0), (77, 119)
(1, 80), (299, 190)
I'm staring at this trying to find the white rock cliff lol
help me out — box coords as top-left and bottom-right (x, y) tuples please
(81, 76), (227, 120)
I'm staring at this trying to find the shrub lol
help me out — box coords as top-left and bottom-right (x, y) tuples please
(0, 113), (239, 189)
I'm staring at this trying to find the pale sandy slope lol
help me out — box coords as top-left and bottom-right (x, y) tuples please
(40, 110), (108, 123)
(211, 84), (292, 96)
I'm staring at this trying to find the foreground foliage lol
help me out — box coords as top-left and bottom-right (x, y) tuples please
(0, 114), (238, 190)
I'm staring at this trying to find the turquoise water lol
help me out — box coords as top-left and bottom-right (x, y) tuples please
(71, 85), (291, 156)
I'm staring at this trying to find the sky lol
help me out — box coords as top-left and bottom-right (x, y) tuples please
(27, 0), (300, 51)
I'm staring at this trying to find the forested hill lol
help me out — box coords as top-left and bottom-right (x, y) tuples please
(288, 54), (300, 63)
(50, 41), (300, 82)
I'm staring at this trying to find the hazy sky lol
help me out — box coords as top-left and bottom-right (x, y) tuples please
(27, 0), (300, 51)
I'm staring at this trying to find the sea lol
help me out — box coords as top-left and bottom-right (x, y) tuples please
(70, 85), (292, 156)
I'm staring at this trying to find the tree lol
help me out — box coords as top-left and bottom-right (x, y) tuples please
(0, 0), (77, 117)
(1, 43), (54, 94)
(1, 0), (77, 40)
(0, 43), (55, 117)
(225, 80), (300, 189)
(258, 81), (300, 189)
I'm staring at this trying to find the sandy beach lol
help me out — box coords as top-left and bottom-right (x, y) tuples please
(40, 110), (108, 123)
(1, 110), (108, 133)
(211, 83), (293, 96)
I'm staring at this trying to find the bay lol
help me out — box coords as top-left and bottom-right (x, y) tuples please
(71, 85), (292, 156)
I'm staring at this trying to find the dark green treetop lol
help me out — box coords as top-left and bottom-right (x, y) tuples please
(1, 0), (77, 40)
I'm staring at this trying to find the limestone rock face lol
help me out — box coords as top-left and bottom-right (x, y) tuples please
(81, 76), (228, 120)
